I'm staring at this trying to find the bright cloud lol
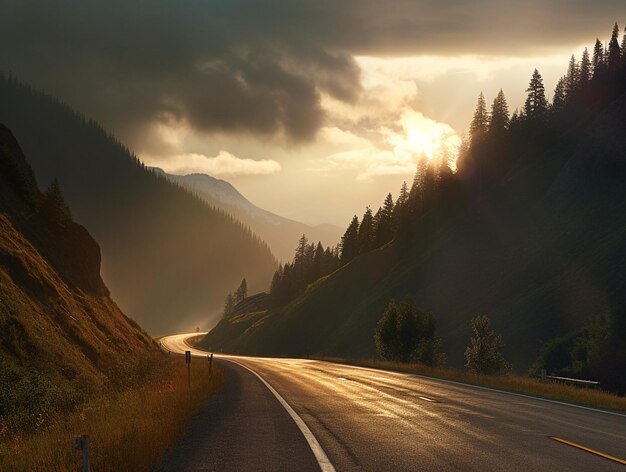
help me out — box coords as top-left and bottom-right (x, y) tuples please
(318, 111), (460, 182)
(315, 60), (461, 182)
(386, 109), (461, 164)
(355, 52), (585, 84)
(156, 151), (281, 177)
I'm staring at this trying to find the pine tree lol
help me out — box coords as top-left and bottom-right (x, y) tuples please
(41, 177), (72, 227)
(340, 215), (359, 264)
(304, 243), (315, 282)
(235, 278), (248, 303)
(469, 92), (488, 143)
(552, 77), (567, 114)
(294, 234), (309, 266)
(622, 26), (626, 80)
(358, 207), (374, 254)
(312, 242), (325, 279)
(592, 38), (605, 78)
(607, 23), (621, 73)
(565, 54), (580, 99)
(375, 193), (395, 246)
(489, 89), (510, 133)
(393, 181), (409, 230)
(579, 48), (592, 86)
(523, 69), (548, 122)
(372, 207), (382, 240)
(270, 265), (283, 296)
(223, 293), (235, 317)
(396, 182), (409, 209)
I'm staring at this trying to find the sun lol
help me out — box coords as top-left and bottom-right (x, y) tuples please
(405, 124), (438, 160)
(386, 109), (461, 165)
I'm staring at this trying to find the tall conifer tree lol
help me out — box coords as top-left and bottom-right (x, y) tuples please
(358, 207), (374, 254)
(340, 216), (360, 264)
(579, 48), (592, 85)
(524, 69), (548, 122)
(489, 89), (510, 133)
(607, 23), (621, 73)
(375, 193), (395, 246)
(41, 178), (72, 227)
(565, 54), (579, 99)
(592, 38), (605, 78)
(552, 77), (567, 113)
(470, 92), (488, 143)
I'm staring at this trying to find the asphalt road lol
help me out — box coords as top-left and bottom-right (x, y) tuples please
(159, 333), (626, 471)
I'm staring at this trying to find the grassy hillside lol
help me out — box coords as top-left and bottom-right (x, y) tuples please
(202, 80), (626, 390)
(0, 124), (159, 432)
(0, 75), (277, 334)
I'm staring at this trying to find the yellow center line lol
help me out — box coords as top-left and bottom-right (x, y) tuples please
(548, 436), (626, 466)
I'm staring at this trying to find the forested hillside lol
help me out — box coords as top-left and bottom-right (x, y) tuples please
(152, 168), (342, 262)
(0, 124), (158, 430)
(202, 24), (626, 392)
(0, 76), (277, 333)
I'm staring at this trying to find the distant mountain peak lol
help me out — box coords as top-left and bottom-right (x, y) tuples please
(152, 168), (343, 261)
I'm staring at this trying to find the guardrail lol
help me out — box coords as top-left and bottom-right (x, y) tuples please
(545, 375), (600, 388)
(536, 369), (600, 389)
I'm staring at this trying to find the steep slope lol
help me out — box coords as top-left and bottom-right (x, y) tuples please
(152, 168), (342, 261)
(0, 76), (277, 333)
(202, 93), (626, 375)
(0, 124), (158, 429)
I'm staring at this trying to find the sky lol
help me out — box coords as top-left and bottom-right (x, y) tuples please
(1, 1), (624, 226)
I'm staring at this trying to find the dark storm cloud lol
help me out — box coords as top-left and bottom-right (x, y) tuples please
(0, 0), (623, 146)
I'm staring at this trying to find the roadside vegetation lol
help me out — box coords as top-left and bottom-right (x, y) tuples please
(367, 307), (624, 411)
(0, 357), (223, 472)
(374, 297), (446, 367)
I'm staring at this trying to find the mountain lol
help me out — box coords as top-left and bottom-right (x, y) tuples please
(201, 43), (626, 391)
(151, 168), (342, 262)
(0, 75), (277, 333)
(0, 124), (158, 429)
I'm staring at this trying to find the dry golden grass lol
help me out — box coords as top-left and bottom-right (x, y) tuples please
(315, 357), (626, 412)
(0, 357), (223, 472)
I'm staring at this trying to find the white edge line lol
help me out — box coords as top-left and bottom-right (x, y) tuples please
(324, 361), (626, 419)
(226, 358), (336, 472)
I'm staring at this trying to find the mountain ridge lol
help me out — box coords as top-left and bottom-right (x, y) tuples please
(151, 167), (343, 261)
(0, 75), (277, 333)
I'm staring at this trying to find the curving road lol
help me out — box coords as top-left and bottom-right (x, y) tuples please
(159, 333), (626, 471)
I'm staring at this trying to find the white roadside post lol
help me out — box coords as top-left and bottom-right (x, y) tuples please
(73, 435), (90, 472)
(185, 350), (191, 389)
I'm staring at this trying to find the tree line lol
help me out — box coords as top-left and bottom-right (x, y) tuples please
(460, 22), (626, 178)
(265, 22), (626, 303)
(269, 235), (341, 304)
